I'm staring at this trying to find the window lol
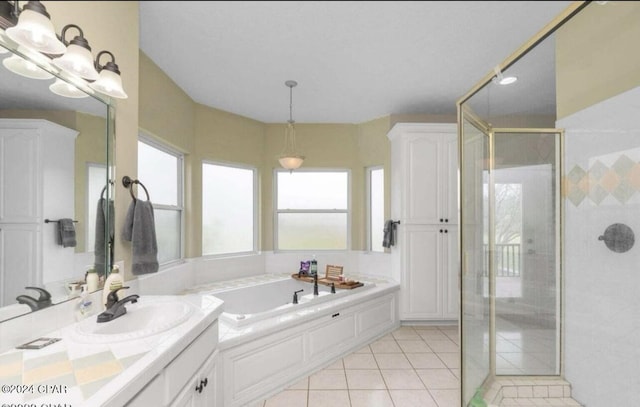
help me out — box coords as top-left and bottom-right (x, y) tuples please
(275, 169), (350, 251)
(367, 166), (384, 252)
(137, 135), (183, 264)
(202, 161), (257, 256)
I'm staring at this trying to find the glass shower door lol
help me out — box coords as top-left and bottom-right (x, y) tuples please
(460, 112), (491, 405)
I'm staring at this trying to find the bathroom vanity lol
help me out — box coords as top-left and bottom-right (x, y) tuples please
(0, 294), (223, 407)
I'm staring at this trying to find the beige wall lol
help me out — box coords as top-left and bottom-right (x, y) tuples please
(45, 1), (140, 279)
(556, 2), (640, 119)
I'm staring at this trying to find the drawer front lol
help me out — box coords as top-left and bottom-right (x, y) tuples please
(165, 321), (218, 402)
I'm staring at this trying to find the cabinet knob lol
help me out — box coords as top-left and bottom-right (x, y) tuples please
(196, 383), (203, 393)
(440, 218), (443, 223)
(202, 378), (208, 387)
(444, 229), (448, 233)
(445, 218), (449, 223)
(439, 229), (443, 233)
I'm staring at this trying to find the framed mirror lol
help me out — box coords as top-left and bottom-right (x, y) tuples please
(0, 33), (114, 322)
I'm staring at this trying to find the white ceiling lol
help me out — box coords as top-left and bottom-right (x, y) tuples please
(139, 1), (572, 124)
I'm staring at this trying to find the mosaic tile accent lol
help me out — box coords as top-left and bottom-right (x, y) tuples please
(564, 154), (640, 206)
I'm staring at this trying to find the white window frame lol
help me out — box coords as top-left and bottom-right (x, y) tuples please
(201, 159), (258, 257)
(138, 132), (185, 266)
(273, 168), (351, 252)
(366, 165), (384, 253)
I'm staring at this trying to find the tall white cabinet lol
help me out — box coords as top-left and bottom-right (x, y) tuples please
(387, 123), (459, 321)
(0, 119), (77, 306)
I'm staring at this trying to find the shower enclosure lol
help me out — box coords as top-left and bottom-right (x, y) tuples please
(458, 2), (640, 406)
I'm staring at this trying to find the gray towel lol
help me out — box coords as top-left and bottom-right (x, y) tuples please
(94, 198), (115, 274)
(382, 220), (397, 248)
(58, 218), (76, 248)
(122, 198), (159, 275)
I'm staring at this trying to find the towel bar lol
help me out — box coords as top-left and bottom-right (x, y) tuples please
(45, 219), (78, 224)
(122, 175), (151, 201)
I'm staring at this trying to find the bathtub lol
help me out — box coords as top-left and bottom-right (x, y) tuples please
(198, 273), (399, 407)
(210, 277), (375, 328)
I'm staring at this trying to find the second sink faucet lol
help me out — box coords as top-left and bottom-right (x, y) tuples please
(313, 273), (319, 296)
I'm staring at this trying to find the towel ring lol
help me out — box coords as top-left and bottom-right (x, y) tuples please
(122, 176), (150, 201)
(100, 180), (115, 200)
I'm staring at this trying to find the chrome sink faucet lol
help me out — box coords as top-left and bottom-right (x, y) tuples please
(97, 286), (139, 323)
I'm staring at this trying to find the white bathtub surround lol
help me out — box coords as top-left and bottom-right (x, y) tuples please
(195, 273), (400, 407)
(559, 86), (640, 407)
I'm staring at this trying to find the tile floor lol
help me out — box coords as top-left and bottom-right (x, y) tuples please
(256, 325), (461, 407)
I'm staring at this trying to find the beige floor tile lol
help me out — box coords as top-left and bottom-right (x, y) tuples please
(308, 390), (350, 407)
(436, 352), (460, 369)
(377, 333), (397, 341)
(425, 339), (459, 353)
(343, 353), (378, 369)
(246, 402), (265, 407)
(264, 390), (307, 407)
(380, 369), (426, 390)
(374, 353), (412, 369)
(389, 389), (439, 407)
(349, 389), (394, 407)
(392, 328), (422, 340)
(309, 370), (348, 389)
(397, 340), (432, 353)
(370, 340), (402, 354)
(416, 368), (460, 390)
(346, 369), (387, 389)
(354, 345), (372, 354)
(288, 377), (309, 390)
(406, 353), (447, 369)
(430, 389), (461, 407)
(324, 359), (344, 370)
(418, 331), (449, 341)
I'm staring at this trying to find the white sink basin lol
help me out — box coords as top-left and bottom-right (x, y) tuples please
(72, 297), (194, 343)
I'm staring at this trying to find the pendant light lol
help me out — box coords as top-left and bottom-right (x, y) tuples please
(5, 1), (66, 55)
(278, 80), (305, 171)
(52, 24), (99, 81)
(89, 50), (128, 99)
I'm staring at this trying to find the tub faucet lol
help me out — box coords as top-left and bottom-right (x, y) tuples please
(97, 286), (139, 323)
(293, 289), (304, 304)
(313, 273), (319, 296)
(16, 287), (52, 311)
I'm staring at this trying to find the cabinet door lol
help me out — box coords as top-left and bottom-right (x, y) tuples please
(401, 225), (442, 319)
(404, 135), (441, 224)
(197, 352), (217, 407)
(441, 133), (459, 225)
(0, 224), (39, 307)
(0, 130), (40, 222)
(443, 226), (460, 319)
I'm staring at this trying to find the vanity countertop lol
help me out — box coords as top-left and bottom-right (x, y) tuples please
(0, 293), (223, 407)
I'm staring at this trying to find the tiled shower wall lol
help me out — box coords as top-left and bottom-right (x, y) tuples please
(559, 86), (640, 407)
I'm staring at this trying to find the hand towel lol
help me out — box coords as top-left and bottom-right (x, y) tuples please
(382, 220), (397, 248)
(122, 198), (159, 275)
(94, 197), (115, 274)
(58, 218), (77, 248)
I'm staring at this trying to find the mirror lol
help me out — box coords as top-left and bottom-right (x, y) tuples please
(0, 36), (113, 322)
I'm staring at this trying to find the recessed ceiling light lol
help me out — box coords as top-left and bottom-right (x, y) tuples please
(492, 66), (518, 86)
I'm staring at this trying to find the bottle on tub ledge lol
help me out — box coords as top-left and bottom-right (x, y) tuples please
(310, 255), (318, 277)
(102, 265), (126, 309)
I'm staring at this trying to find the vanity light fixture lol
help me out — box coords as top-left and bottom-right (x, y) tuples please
(52, 24), (100, 81)
(2, 52), (52, 79)
(89, 50), (128, 99)
(4, 1), (66, 55)
(492, 65), (517, 86)
(49, 77), (91, 99)
(278, 80), (305, 171)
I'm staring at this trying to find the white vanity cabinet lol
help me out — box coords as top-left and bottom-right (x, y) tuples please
(125, 321), (220, 407)
(387, 123), (459, 322)
(0, 119), (77, 306)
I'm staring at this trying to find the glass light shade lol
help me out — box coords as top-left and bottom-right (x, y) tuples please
(2, 53), (53, 79)
(89, 68), (128, 99)
(278, 155), (305, 170)
(52, 43), (99, 80)
(49, 78), (90, 98)
(5, 8), (66, 55)
(493, 75), (518, 85)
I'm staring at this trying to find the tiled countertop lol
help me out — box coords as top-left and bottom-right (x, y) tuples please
(0, 294), (223, 407)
